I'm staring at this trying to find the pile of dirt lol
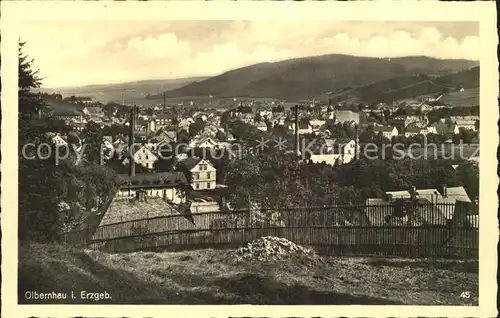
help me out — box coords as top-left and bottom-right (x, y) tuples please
(234, 236), (320, 264)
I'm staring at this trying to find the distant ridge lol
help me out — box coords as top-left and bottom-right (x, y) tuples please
(37, 77), (210, 103)
(39, 77), (209, 92)
(163, 54), (478, 101)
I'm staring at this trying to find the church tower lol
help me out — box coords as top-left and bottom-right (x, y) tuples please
(327, 97), (335, 121)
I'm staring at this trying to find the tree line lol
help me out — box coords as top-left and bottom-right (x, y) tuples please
(18, 43), (119, 242)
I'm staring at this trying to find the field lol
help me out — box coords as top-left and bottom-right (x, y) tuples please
(44, 97), (84, 113)
(440, 88), (479, 106)
(19, 242), (478, 305)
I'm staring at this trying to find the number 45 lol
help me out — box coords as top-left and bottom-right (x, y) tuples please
(460, 291), (471, 298)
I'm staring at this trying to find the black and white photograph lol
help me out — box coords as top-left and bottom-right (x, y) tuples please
(2, 1), (498, 317)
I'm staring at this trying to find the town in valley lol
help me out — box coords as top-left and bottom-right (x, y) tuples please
(17, 20), (481, 306)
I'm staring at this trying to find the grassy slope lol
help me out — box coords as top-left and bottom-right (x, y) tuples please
(326, 67), (479, 104)
(440, 88), (479, 106)
(19, 242), (478, 305)
(43, 97), (85, 113)
(164, 55), (478, 101)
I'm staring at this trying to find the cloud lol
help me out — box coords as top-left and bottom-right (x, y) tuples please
(19, 21), (479, 88)
(317, 28), (480, 60)
(126, 33), (192, 60)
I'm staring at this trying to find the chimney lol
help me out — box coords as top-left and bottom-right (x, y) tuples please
(409, 186), (417, 200)
(355, 124), (359, 160)
(136, 189), (146, 202)
(129, 105), (136, 177)
(441, 184), (447, 197)
(294, 105), (300, 157)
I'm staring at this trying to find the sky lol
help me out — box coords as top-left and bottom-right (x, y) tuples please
(19, 21), (479, 88)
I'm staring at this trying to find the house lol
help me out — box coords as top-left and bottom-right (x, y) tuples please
(386, 185), (470, 219)
(325, 137), (357, 155)
(255, 122), (268, 132)
(101, 136), (115, 159)
(137, 118), (157, 133)
(290, 122), (313, 135)
(258, 109), (272, 119)
(122, 145), (158, 169)
(53, 109), (83, 124)
(189, 136), (218, 149)
(176, 153), (189, 162)
(364, 185), (471, 227)
(152, 133), (177, 153)
(309, 119), (326, 131)
(419, 103), (434, 113)
(179, 157), (217, 191)
(114, 172), (188, 203)
(192, 111), (208, 122)
(454, 120), (477, 132)
(189, 198), (221, 214)
(70, 121), (87, 132)
(392, 115), (424, 130)
(113, 136), (127, 147)
(309, 138), (357, 166)
(225, 132), (236, 142)
(425, 126), (438, 135)
(48, 133), (68, 147)
(320, 105), (329, 113)
(103, 135), (113, 144)
(335, 138), (357, 158)
(373, 126), (399, 139)
(151, 114), (171, 130)
(391, 115), (406, 130)
(330, 110), (360, 124)
(201, 124), (220, 136)
(404, 127), (426, 138)
(239, 114), (254, 124)
(308, 153), (342, 166)
(432, 123), (459, 135)
(178, 118), (195, 130)
(82, 106), (104, 118)
(272, 115), (287, 126)
(450, 115), (479, 122)
(153, 129), (177, 144)
(422, 93), (444, 103)
(88, 171), (192, 232)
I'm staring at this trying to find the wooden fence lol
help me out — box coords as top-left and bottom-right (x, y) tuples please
(62, 202), (479, 258)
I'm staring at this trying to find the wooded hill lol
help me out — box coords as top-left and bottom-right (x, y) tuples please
(163, 54), (478, 102)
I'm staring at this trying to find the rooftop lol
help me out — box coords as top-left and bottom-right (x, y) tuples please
(117, 172), (188, 187)
(373, 126), (396, 133)
(179, 157), (204, 171)
(405, 127), (424, 133)
(334, 110), (360, 124)
(98, 197), (183, 226)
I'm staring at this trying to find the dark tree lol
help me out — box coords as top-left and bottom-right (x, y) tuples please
(82, 121), (104, 164)
(216, 130), (226, 142)
(188, 118), (205, 137)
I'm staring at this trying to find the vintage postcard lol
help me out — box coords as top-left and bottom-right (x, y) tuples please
(1, 1), (498, 317)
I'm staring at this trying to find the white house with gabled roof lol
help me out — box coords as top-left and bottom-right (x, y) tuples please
(122, 145), (158, 169)
(51, 134), (68, 147)
(179, 157), (217, 190)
